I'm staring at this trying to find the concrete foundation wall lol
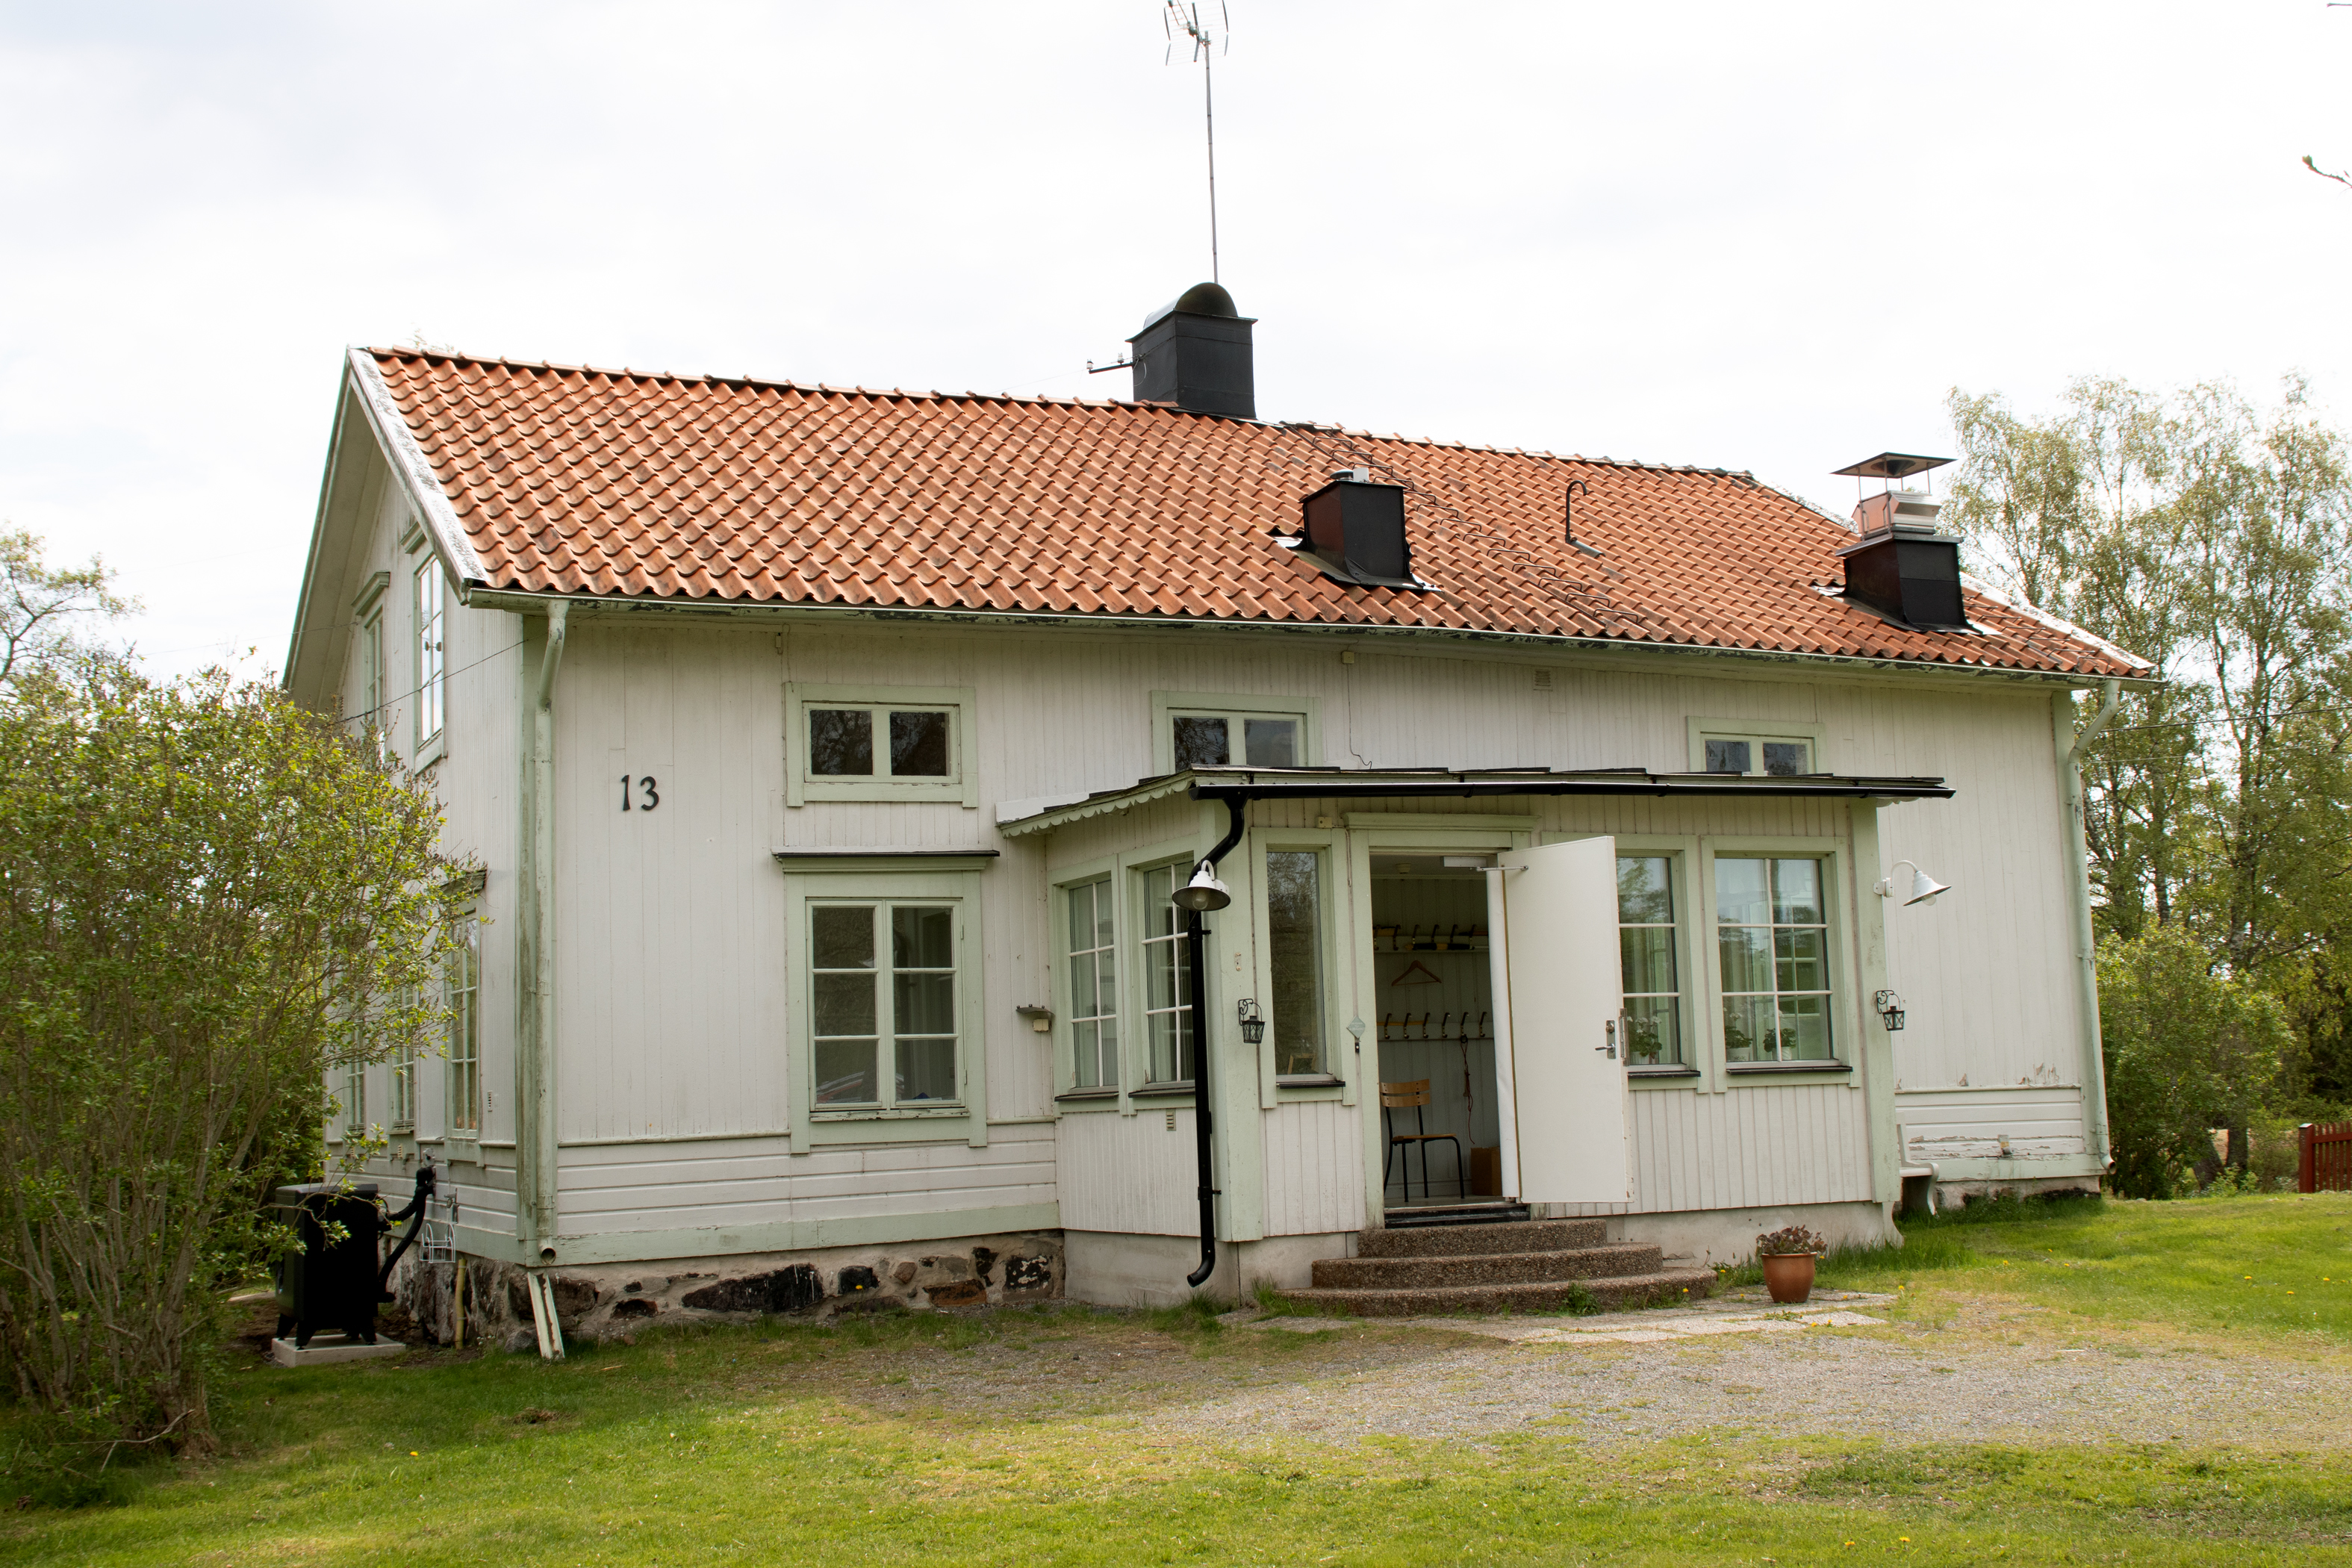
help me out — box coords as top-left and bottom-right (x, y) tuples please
(1065, 1228), (1358, 1308)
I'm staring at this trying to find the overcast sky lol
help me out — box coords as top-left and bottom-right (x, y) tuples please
(4, 1), (2348, 673)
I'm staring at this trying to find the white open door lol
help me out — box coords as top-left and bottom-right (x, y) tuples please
(1486, 838), (1629, 1205)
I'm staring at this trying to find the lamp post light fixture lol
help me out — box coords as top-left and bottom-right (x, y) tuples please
(1873, 860), (1951, 907)
(1236, 998), (1265, 1044)
(1171, 860), (1232, 912)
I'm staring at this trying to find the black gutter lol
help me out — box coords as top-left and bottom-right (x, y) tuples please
(1180, 769), (1953, 803)
(1183, 795), (1250, 1291)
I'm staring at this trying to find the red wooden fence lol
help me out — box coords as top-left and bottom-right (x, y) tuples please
(2300, 1122), (2352, 1193)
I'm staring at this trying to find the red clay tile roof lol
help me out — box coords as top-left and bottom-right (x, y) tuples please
(361, 348), (2144, 679)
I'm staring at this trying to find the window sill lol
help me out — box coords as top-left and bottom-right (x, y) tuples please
(1276, 1074), (1346, 1089)
(811, 1104), (970, 1121)
(1054, 1088), (1120, 1104)
(1627, 1064), (1701, 1079)
(1129, 1082), (1196, 1099)
(415, 731), (447, 771)
(1725, 1060), (1852, 1075)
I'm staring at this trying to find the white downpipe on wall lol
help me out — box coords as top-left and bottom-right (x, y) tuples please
(2059, 678), (2121, 1173)
(520, 602), (568, 1287)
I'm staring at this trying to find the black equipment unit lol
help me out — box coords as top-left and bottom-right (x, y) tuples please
(1128, 281), (1256, 418)
(1839, 532), (1967, 630)
(1299, 473), (1419, 588)
(272, 1183), (383, 1347)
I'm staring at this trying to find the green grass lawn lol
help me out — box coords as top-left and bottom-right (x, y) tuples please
(4, 1193), (2348, 1566)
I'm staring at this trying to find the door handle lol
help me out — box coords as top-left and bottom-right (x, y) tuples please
(1596, 1019), (1618, 1060)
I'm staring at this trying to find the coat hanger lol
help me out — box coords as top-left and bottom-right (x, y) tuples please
(1391, 959), (1443, 987)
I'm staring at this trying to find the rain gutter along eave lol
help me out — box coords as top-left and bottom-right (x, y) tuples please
(455, 586), (2160, 693)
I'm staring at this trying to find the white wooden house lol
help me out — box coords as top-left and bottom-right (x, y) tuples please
(284, 286), (2147, 1334)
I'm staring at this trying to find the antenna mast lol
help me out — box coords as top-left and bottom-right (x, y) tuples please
(1164, 2), (1231, 284)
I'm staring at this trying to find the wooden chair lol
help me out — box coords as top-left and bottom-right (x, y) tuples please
(1380, 1080), (1463, 1204)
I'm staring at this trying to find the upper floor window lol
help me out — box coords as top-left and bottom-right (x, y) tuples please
(340, 1060), (365, 1142)
(786, 685), (977, 806)
(1716, 856), (1834, 1063)
(1264, 849), (1327, 1076)
(1691, 721), (1819, 777)
(1153, 691), (1316, 775)
(1065, 877), (1119, 1089)
(1617, 854), (1684, 1066)
(415, 561), (446, 750)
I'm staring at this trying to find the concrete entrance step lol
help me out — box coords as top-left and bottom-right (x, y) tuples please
(1280, 1266), (1716, 1319)
(1311, 1242), (1664, 1291)
(1357, 1218), (1607, 1259)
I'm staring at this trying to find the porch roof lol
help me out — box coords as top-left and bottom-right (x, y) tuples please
(993, 765), (1954, 837)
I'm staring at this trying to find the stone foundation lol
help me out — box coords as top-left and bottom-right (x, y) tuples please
(388, 1230), (1063, 1346)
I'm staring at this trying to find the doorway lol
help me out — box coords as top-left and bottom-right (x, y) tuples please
(1370, 856), (1503, 1212)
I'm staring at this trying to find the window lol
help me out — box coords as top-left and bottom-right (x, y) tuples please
(1265, 850), (1326, 1075)
(1139, 863), (1194, 1083)
(1065, 878), (1119, 1089)
(341, 1060), (365, 1140)
(1716, 856), (1833, 1063)
(1172, 710), (1302, 770)
(1698, 732), (1814, 776)
(415, 561), (446, 750)
(360, 609), (385, 760)
(1617, 855), (1684, 1066)
(445, 921), (480, 1133)
(388, 994), (416, 1133)
(809, 902), (962, 1107)
(787, 685), (976, 805)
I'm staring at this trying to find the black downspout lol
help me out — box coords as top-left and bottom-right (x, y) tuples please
(1184, 795), (1250, 1291)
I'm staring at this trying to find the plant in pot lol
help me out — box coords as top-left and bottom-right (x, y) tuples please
(1755, 1225), (1828, 1304)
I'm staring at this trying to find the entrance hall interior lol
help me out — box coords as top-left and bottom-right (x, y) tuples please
(1370, 856), (1503, 1211)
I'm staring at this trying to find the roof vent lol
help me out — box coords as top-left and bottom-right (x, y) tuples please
(1291, 471), (1421, 588)
(1831, 452), (1967, 629)
(1128, 282), (1256, 418)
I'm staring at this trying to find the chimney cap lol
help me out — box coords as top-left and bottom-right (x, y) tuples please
(1141, 281), (1243, 330)
(1833, 452), (1955, 480)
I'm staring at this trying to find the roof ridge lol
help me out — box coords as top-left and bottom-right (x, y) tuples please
(366, 346), (1767, 480)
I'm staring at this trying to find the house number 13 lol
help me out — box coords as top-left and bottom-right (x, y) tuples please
(620, 775), (659, 812)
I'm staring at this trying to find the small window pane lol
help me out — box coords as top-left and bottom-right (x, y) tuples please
(1624, 995), (1680, 1065)
(814, 972), (877, 1037)
(888, 710), (951, 777)
(1774, 927), (1828, 993)
(1772, 859), (1823, 924)
(812, 905), (875, 968)
(1617, 856), (1673, 924)
(894, 971), (956, 1036)
(1704, 738), (1750, 774)
(1718, 924), (1772, 995)
(1242, 717), (1299, 768)
(1779, 996), (1832, 1060)
(1068, 886), (1095, 953)
(809, 709), (873, 776)
(1715, 858), (1771, 927)
(1723, 995), (1773, 1063)
(1266, 850), (1324, 1074)
(892, 906), (953, 969)
(1172, 715), (1230, 771)
(815, 1038), (877, 1104)
(895, 1036), (956, 1101)
(1762, 741), (1810, 776)
(1621, 925), (1677, 995)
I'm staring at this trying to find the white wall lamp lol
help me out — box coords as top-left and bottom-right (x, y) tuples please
(1874, 860), (1952, 906)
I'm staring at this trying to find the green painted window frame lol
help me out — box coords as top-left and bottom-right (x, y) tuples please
(1616, 846), (1692, 1073)
(1151, 690), (1319, 776)
(1252, 831), (1340, 1083)
(783, 865), (988, 1148)
(785, 683), (978, 807)
(1062, 873), (1120, 1092)
(414, 557), (447, 763)
(444, 913), (482, 1150)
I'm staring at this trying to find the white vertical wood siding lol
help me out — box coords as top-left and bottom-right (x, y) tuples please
(1259, 1101), (1367, 1236)
(1058, 1109), (1199, 1236)
(1895, 1087), (2087, 1163)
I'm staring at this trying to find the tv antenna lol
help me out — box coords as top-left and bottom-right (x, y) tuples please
(1164, 2), (1231, 284)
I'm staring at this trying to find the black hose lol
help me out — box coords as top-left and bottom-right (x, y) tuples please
(376, 1157), (438, 1301)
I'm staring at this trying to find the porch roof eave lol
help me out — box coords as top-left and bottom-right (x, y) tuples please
(993, 765), (1955, 838)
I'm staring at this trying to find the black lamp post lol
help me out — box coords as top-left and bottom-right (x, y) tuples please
(1171, 860), (1231, 1289)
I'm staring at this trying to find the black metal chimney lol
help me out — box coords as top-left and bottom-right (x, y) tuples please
(1128, 282), (1255, 418)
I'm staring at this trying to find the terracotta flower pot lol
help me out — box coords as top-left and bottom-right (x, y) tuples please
(1760, 1252), (1817, 1304)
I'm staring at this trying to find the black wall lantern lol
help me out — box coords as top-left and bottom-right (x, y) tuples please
(1236, 998), (1266, 1044)
(1874, 989), (1908, 1031)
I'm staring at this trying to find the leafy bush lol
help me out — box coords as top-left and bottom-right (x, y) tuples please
(2098, 927), (2289, 1198)
(0, 667), (455, 1452)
